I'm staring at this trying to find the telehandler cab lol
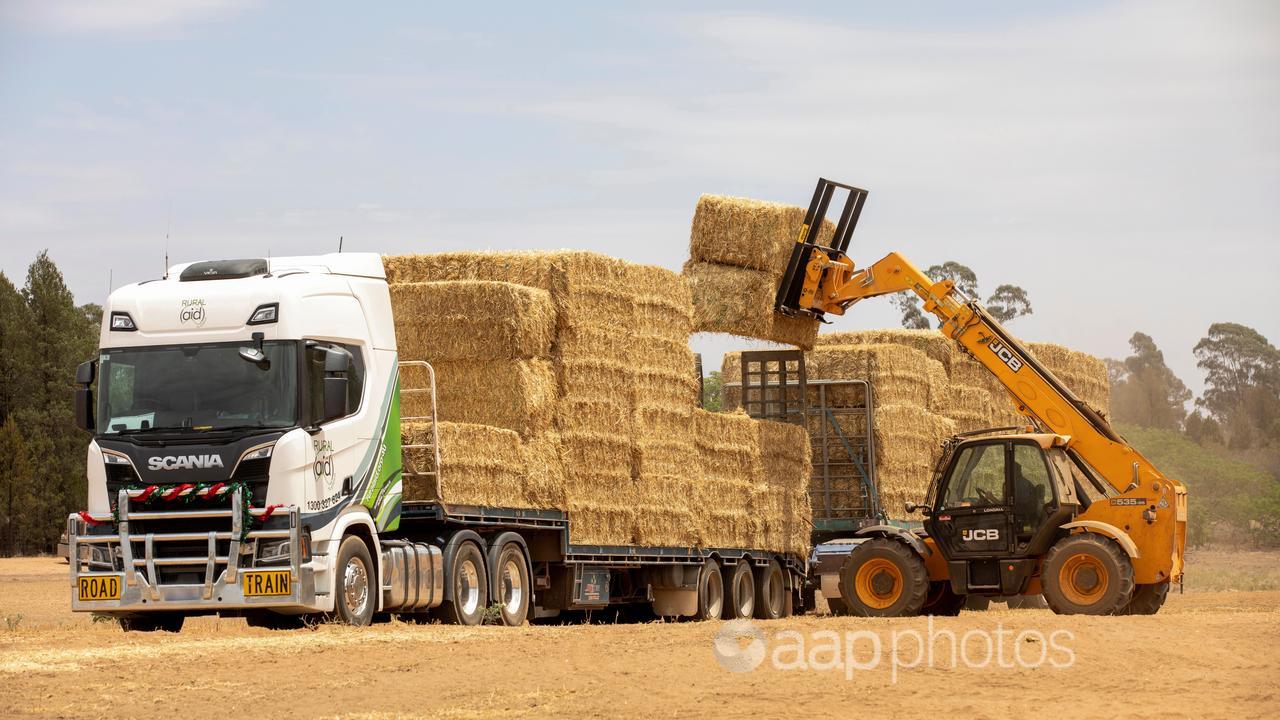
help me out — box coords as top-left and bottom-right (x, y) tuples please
(776, 179), (1187, 616)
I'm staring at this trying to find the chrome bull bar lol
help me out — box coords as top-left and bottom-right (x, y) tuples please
(68, 488), (316, 612)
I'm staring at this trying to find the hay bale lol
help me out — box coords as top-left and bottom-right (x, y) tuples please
(683, 261), (819, 348)
(522, 433), (567, 508)
(816, 329), (956, 370)
(808, 343), (949, 410)
(402, 421), (527, 508)
(873, 405), (956, 520)
(390, 281), (554, 362)
(758, 420), (813, 557)
(689, 194), (836, 274)
(1027, 342), (1110, 413)
(406, 359), (557, 436)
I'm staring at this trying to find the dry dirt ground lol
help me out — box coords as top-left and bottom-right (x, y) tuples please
(2, 550), (1278, 720)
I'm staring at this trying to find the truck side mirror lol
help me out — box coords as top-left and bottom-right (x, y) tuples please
(322, 348), (351, 422)
(74, 360), (96, 432)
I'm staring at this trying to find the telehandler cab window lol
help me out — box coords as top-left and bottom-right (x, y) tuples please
(1012, 444), (1053, 538)
(943, 443), (1006, 508)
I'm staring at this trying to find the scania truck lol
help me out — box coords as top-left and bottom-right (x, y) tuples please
(67, 253), (804, 631)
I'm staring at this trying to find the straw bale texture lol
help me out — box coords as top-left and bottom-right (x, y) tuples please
(402, 421), (527, 508)
(688, 194), (836, 274)
(808, 344), (948, 410)
(403, 359), (556, 436)
(390, 281), (554, 362)
(816, 329), (956, 370)
(683, 261), (819, 348)
(1027, 342), (1110, 414)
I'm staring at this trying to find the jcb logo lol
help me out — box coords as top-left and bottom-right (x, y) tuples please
(988, 340), (1023, 373)
(961, 528), (1000, 542)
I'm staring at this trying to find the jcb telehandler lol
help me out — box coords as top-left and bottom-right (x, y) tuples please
(776, 178), (1187, 616)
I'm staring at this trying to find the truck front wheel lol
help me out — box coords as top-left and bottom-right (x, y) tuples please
(333, 535), (376, 626)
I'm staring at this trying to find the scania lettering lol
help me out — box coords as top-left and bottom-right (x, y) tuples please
(67, 253), (806, 631)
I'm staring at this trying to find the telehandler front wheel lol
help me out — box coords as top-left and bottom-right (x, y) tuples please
(1041, 533), (1134, 616)
(837, 538), (928, 617)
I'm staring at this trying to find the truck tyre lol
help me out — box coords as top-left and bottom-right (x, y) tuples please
(118, 613), (185, 632)
(1041, 533), (1134, 616)
(837, 538), (928, 617)
(723, 562), (755, 619)
(489, 540), (530, 626)
(922, 581), (965, 616)
(695, 559), (724, 620)
(1119, 582), (1170, 615)
(753, 559), (786, 620)
(438, 540), (488, 625)
(333, 534), (376, 626)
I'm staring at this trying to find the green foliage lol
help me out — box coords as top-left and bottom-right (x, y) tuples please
(1194, 323), (1280, 449)
(0, 252), (99, 555)
(701, 370), (723, 412)
(985, 284), (1033, 323)
(891, 261), (1033, 329)
(1118, 422), (1280, 546)
(1109, 332), (1191, 430)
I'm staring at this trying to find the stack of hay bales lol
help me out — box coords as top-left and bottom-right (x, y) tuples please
(385, 250), (810, 556)
(682, 195), (835, 349)
(722, 329), (1110, 520)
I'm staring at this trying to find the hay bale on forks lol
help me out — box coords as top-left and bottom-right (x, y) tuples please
(688, 194), (836, 274)
(683, 261), (819, 348)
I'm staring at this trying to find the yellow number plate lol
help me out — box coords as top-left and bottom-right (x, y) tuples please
(77, 575), (121, 602)
(242, 570), (292, 597)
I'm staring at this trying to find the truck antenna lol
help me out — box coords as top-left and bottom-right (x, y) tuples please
(163, 203), (171, 279)
(108, 269), (113, 296)
(339, 235), (344, 253)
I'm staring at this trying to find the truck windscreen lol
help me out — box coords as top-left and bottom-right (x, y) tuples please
(97, 341), (298, 434)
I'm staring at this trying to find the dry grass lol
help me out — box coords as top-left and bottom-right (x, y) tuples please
(390, 281), (554, 362)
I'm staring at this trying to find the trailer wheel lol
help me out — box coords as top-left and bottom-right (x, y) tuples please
(695, 559), (724, 620)
(1042, 533), (1134, 615)
(837, 538), (928, 617)
(118, 613), (185, 633)
(1118, 582), (1169, 615)
(753, 559), (786, 620)
(490, 541), (530, 626)
(723, 562), (755, 619)
(439, 540), (488, 625)
(333, 534), (375, 626)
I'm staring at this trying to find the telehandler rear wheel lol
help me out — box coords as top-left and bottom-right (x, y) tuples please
(1119, 582), (1170, 615)
(1041, 534), (1134, 615)
(838, 538), (928, 617)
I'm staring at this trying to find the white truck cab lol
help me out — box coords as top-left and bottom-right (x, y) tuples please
(69, 254), (407, 630)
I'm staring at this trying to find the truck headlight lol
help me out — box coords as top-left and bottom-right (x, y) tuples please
(258, 540), (291, 563)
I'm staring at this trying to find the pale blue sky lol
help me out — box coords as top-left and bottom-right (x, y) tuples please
(2, 0), (1277, 393)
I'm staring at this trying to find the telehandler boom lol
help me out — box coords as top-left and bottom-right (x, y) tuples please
(777, 178), (1187, 616)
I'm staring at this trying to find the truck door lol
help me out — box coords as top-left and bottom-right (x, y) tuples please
(928, 441), (1014, 559)
(303, 341), (365, 517)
